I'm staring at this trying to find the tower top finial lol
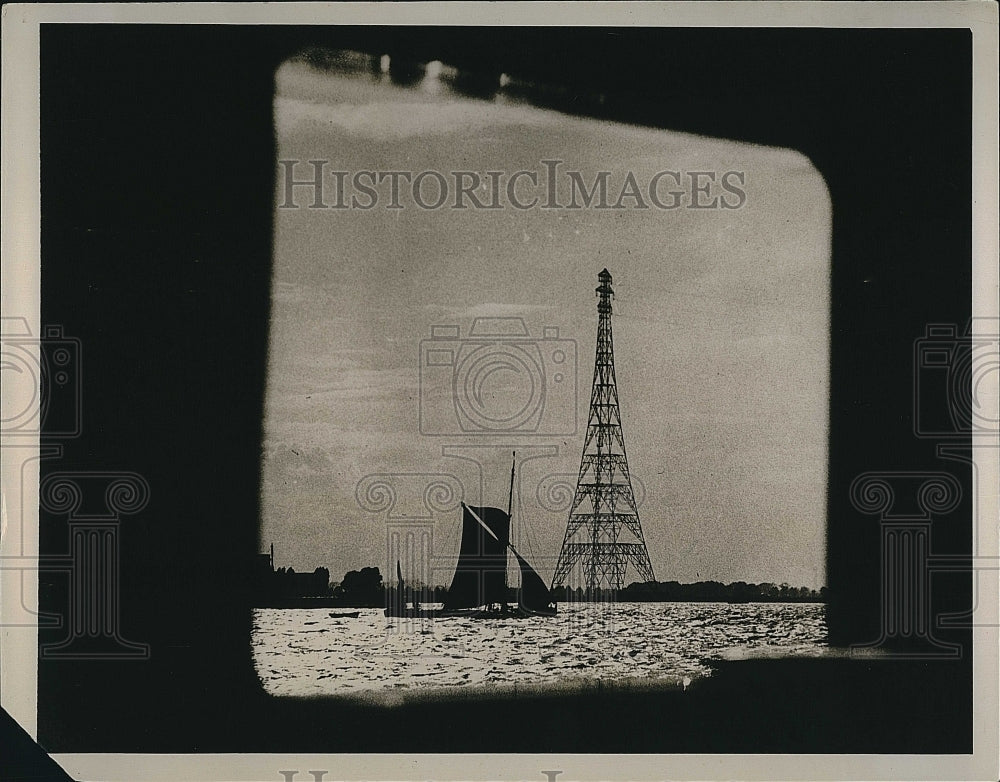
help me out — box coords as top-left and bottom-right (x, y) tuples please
(596, 269), (614, 313)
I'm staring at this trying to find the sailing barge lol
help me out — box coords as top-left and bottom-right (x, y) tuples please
(387, 454), (557, 619)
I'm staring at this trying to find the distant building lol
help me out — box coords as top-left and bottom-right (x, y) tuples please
(254, 544), (331, 604)
(253, 544), (274, 583)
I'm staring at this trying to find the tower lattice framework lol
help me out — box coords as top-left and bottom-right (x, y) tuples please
(552, 269), (655, 592)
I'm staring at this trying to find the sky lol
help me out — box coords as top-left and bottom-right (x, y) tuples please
(260, 58), (831, 590)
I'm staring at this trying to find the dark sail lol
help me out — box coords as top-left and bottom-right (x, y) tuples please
(513, 549), (556, 614)
(444, 505), (510, 609)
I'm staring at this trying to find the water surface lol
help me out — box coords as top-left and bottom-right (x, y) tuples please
(253, 601), (827, 698)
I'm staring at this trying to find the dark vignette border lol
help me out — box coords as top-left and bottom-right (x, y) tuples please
(37, 25), (972, 753)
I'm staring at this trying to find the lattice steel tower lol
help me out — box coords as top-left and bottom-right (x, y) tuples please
(552, 269), (656, 592)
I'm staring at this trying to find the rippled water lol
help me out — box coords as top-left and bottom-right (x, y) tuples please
(253, 602), (826, 698)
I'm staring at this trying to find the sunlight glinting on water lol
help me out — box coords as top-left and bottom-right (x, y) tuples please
(253, 601), (827, 697)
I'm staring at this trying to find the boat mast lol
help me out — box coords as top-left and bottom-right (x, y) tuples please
(507, 451), (516, 518)
(507, 451), (516, 599)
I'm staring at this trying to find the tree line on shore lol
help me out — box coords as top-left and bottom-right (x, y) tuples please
(616, 580), (827, 603)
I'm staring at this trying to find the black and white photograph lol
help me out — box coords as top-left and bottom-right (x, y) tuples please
(1, 4), (997, 781)
(254, 47), (828, 699)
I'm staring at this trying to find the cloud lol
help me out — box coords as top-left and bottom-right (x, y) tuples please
(275, 96), (557, 141)
(424, 301), (556, 320)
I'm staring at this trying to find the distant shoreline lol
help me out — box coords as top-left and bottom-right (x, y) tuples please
(254, 567), (827, 609)
(253, 598), (827, 610)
